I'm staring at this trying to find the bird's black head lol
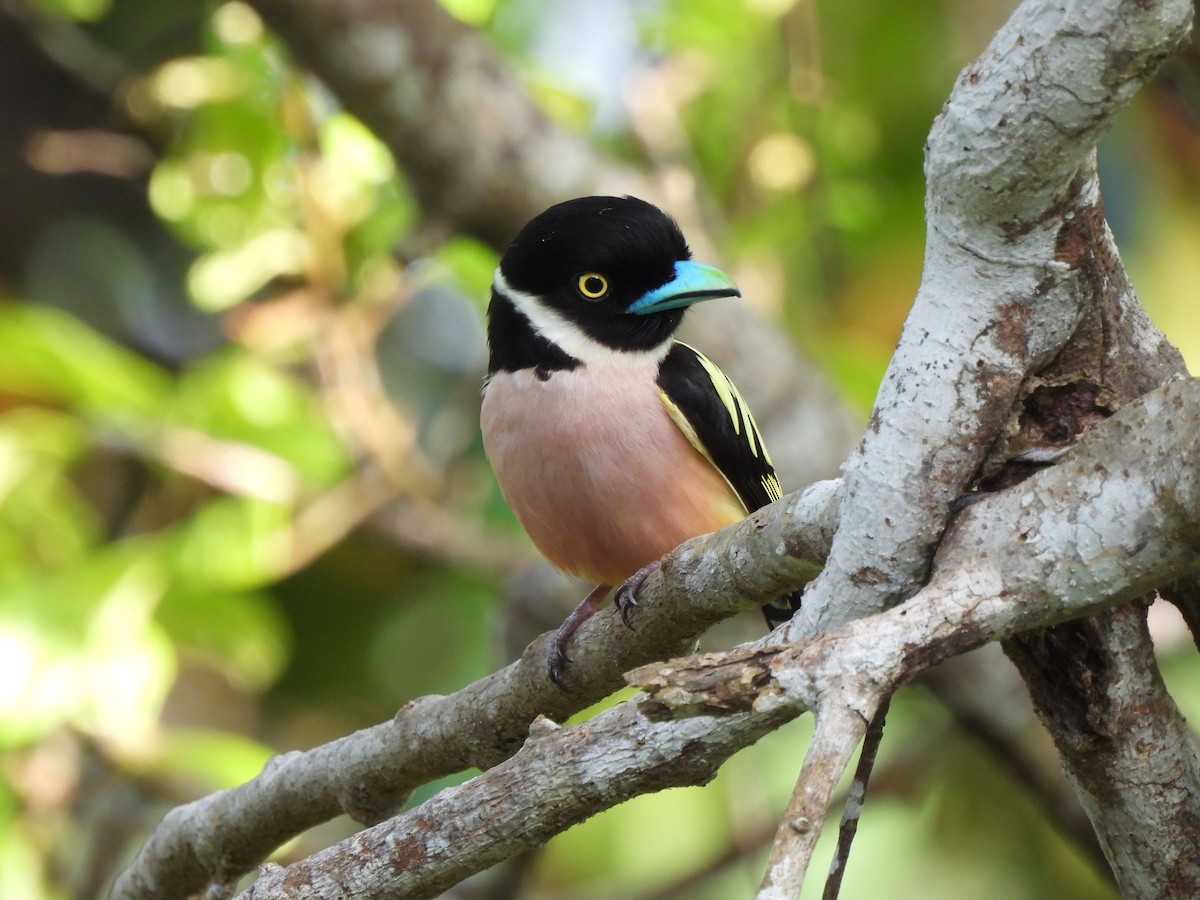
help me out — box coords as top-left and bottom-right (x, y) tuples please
(488, 196), (739, 372)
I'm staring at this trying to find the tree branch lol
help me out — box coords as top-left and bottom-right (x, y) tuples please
(1004, 603), (1200, 899)
(768, 1), (1198, 893)
(107, 482), (840, 900)
(115, 371), (1200, 899)
(756, 700), (876, 900)
(234, 376), (1200, 899)
(788, 0), (1192, 635)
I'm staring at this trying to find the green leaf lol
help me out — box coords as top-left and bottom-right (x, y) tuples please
(0, 304), (171, 425)
(157, 590), (291, 691)
(0, 546), (175, 749)
(168, 351), (349, 486)
(0, 410), (100, 578)
(163, 495), (292, 592)
(150, 727), (275, 791)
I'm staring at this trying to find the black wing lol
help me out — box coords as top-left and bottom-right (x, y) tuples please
(656, 342), (782, 513)
(657, 341), (799, 627)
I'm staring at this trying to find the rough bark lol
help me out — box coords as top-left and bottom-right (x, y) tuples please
(107, 485), (840, 900)
(786, 0), (1190, 633)
(233, 377), (1200, 900)
(765, 0), (1198, 894)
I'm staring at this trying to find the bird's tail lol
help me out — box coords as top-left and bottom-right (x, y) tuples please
(761, 590), (803, 631)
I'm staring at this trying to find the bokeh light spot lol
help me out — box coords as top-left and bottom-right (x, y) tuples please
(748, 132), (816, 192)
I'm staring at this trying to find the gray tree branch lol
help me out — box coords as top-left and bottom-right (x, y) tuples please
(108, 486), (840, 900)
(770, 0), (1197, 895)
(788, 0), (1191, 635)
(235, 376), (1200, 900)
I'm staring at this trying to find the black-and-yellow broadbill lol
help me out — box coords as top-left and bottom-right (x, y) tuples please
(481, 196), (794, 686)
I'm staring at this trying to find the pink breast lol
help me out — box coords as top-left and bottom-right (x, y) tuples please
(482, 363), (746, 586)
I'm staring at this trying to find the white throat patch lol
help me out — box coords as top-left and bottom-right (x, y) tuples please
(493, 269), (672, 369)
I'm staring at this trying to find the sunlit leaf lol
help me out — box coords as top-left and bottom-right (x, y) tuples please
(187, 229), (309, 310)
(168, 351), (348, 485)
(164, 496), (291, 592)
(0, 547), (174, 752)
(0, 304), (171, 424)
(151, 727), (275, 790)
(157, 590), (291, 691)
(438, 0), (496, 26)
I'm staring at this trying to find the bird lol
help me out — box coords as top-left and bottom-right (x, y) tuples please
(480, 196), (795, 687)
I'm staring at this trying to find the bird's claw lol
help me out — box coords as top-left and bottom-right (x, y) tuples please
(616, 588), (638, 629)
(613, 559), (661, 631)
(545, 565), (661, 686)
(545, 582), (611, 691)
(548, 642), (572, 692)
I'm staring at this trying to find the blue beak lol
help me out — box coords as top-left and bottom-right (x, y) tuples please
(627, 260), (740, 315)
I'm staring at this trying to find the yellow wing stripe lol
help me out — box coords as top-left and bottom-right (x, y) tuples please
(762, 471), (783, 503)
(676, 341), (776, 469)
(693, 351), (741, 434)
(658, 387), (716, 465)
(659, 384), (749, 514)
(661, 342), (783, 507)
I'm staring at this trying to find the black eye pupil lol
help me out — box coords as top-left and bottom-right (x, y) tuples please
(584, 276), (604, 294)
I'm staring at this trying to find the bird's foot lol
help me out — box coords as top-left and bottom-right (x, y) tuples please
(614, 560), (661, 629)
(548, 583), (612, 690)
(547, 642), (571, 692)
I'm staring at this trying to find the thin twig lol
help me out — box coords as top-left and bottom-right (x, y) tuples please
(822, 695), (890, 900)
(756, 697), (879, 900)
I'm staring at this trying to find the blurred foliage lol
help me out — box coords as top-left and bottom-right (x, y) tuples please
(0, 0), (1195, 897)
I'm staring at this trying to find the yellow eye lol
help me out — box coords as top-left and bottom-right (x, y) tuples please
(577, 273), (609, 299)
